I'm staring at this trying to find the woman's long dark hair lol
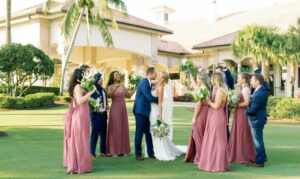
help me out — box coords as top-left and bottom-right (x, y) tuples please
(107, 71), (118, 88)
(68, 68), (84, 97)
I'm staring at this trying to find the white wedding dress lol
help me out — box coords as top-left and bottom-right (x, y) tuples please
(145, 82), (186, 161)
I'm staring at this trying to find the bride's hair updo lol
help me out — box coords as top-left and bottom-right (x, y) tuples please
(160, 72), (169, 84)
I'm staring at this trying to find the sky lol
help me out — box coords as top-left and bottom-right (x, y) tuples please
(0, 0), (295, 22)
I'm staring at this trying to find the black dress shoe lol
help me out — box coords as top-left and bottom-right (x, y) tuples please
(247, 163), (264, 167)
(149, 155), (156, 159)
(136, 156), (144, 161)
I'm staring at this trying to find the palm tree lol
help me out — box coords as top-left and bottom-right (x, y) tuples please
(232, 25), (280, 83)
(44, 0), (127, 95)
(6, 0), (11, 44)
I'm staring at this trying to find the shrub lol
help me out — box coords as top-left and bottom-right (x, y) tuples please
(174, 94), (194, 102)
(55, 94), (71, 103)
(269, 97), (300, 120)
(267, 96), (282, 115)
(20, 86), (60, 96)
(0, 93), (55, 109)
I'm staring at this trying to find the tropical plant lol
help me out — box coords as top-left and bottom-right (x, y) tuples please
(232, 25), (281, 83)
(44, 0), (127, 95)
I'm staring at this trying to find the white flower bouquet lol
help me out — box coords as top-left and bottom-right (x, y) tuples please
(129, 73), (143, 87)
(228, 90), (239, 106)
(89, 97), (100, 112)
(79, 73), (99, 94)
(192, 87), (210, 102)
(152, 120), (170, 139)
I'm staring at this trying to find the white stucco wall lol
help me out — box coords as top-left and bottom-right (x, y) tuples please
(0, 22), (40, 47)
(50, 19), (153, 57)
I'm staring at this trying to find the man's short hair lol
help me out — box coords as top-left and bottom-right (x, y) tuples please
(146, 67), (155, 75)
(252, 73), (264, 85)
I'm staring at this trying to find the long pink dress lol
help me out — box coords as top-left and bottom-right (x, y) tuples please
(198, 88), (230, 172)
(185, 104), (209, 163)
(228, 89), (256, 164)
(107, 88), (131, 155)
(64, 97), (92, 174)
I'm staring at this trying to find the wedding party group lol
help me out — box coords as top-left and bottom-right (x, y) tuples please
(62, 59), (269, 174)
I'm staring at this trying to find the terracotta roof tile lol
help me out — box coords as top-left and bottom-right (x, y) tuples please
(193, 32), (237, 49)
(158, 39), (189, 54)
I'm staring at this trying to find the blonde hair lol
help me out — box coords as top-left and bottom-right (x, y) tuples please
(160, 72), (169, 84)
(197, 72), (211, 90)
(211, 72), (228, 92)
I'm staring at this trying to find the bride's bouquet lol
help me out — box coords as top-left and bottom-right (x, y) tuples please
(79, 73), (99, 94)
(228, 90), (239, 106)
(192, 87), (210, 102)
(152, 120), (170, 139)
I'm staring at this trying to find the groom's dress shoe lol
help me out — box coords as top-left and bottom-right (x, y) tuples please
(149, 155), (156, 159)
(135, 156), (144, 161)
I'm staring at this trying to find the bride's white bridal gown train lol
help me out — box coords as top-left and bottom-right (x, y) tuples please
(147, 82), (186, 161)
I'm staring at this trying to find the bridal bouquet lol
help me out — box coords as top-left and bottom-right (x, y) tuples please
(192, 87), (210, 102)
(129, 73), (143, 87)
(228, 90), (239, 106)
(178, 59), (197, 75)
(152, 120), (170, 139)
(79, 73), (99, 94)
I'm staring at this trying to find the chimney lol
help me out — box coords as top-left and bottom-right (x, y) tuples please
(207, 0), (218, 23)
(150, 5), (175, 25)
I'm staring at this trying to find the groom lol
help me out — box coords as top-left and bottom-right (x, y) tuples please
(133, 67), (158, 161)
(246, 74), (269, 167)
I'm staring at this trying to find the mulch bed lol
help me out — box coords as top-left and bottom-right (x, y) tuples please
(0, 131), (8, 137)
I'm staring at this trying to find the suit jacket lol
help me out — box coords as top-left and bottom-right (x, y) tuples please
(246, 85), (269, 127)
(224, 69), (235, 90)
(133, 78), (158, 117)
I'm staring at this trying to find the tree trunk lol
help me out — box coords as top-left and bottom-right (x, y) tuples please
(59, 8), (85, 96)
(261, 59), (270, 83)
(290, 59), (296, 97)
(6, 0), (11, 44)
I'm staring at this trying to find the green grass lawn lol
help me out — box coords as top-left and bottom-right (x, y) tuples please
(0, 102), (300, 179)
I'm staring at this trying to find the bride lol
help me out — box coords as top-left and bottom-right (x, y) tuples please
(146, 72), (185, 161)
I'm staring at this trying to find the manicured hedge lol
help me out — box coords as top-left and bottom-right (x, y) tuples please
(268, 96), (300, 120)
(0, 86), (60, 96)
(55, 94), (71, 104)
(0, 93), (55, 109)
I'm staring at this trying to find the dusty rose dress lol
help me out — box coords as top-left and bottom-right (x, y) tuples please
(107, 88), (130, 155)
(64, 97), (92, 174)
(228, 89), (256, 164)
(185, 103), (209, 163)
(198, 88), (230, 172)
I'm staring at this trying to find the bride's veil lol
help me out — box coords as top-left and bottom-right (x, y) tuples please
(162, 80), (174, 140)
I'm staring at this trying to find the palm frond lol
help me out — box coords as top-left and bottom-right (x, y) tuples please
(43, 0), (53, 13)
(94, 14), (114, 47)
(61, 3), (81, 40)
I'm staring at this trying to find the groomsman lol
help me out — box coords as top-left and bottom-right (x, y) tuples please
(90, 72), (108, 158)
(246, 74), (269, 167)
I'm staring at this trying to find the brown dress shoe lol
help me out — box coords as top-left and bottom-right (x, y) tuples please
(136, 156), (144, 161)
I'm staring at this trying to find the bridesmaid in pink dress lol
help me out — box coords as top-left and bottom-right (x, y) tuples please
(185, 72), (211, 163)
(228, 73), (256, 164)
(63, 68), (96, 174)
(106, 71), (135, 157)
(198, 72), (230, 172)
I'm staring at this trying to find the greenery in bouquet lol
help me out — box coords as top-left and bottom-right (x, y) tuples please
(192, 87), (210, 102)
(152, 120), (170, 139)
(228, 90), (239, 106)
(178, 59), (197, 75)
(89, 97), (100, 112)
(79, 73), (99, 94)
(129, 73), (143, 87)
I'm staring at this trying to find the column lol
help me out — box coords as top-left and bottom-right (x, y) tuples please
(274, 62), (281, 96)
(285, 61), (292, 97)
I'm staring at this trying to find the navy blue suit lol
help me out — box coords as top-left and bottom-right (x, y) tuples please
(90, 73), (108, 156)
(246, 85), (269, 165)
(224, 69), (234, 140)
(133, 78), (158, 157)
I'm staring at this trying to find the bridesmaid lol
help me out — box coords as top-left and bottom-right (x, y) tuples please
(198, 72), (230, 172)
(107, 71), (135, 157)
(185, 72), (210, 163)
(64, 68), (96, 174)
(228, 73), (256, 164)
